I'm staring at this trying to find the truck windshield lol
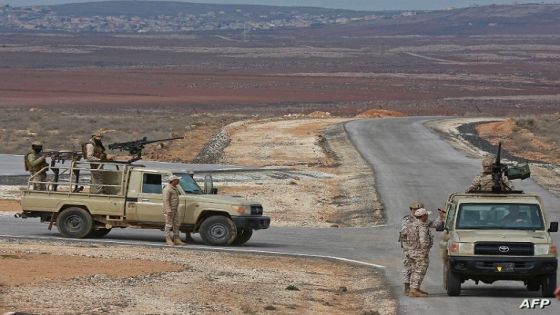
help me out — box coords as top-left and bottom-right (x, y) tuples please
(174, 173), (203, 194)
(457, 203), (544, 230)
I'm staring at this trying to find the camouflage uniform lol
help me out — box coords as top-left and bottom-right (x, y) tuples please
(401, 214), (443, 284)
(466, 157), (511, 193)
(466, 174), (511, 193)
(163, 183), (181, 241)
(405, 219), (433, 290)
(84, 137), (107, 194)
(25, 151), (48, 191)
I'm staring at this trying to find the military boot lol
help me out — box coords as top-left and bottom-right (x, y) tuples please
(165, 236), (174, 246)
(407, 288), (427, 297)
(173, 238), (186, 246)
(418, 288), (429, 295)
(404, 283), (410, 294)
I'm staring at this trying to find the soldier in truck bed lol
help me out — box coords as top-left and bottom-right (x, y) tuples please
(83, 131), (110, 194)
(466, 157), (511, 193)
(24, 142), (49, 191)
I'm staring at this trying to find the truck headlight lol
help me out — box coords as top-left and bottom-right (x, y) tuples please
(231, 205), (247, 215)
(535, 244), (557, 256)
(449, 242), (474, 255)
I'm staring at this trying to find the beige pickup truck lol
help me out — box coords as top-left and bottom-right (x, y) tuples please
(437, 192), (558, 297)
(17, 161), (270, 246)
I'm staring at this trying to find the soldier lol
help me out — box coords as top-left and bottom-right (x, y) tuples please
(406, 208), (433, 297)
(83, 132), (109, 194)
(24, 142), (49, 191)
(400, 201), (444, 294)
(163, 175), (185, 246)
(466, 157), (511, 193)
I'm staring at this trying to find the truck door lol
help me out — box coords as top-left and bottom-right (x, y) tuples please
(134, 173), (165, 223)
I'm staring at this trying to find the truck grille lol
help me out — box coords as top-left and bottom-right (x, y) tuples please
(474, 242), (534, 256)
(250, 205), (263, 215)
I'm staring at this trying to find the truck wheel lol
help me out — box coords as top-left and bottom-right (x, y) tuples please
(199, 216), (237, 246)
(56, 207), (93, 239)
(526, 280), (540, 291)
(232, 228), (253, 246)
(446, 265), (461, 296)
(541, 273), (557, 298)
(88, 228), (112, 238)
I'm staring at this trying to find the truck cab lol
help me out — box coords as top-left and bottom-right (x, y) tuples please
(19, 161), (270, 246)
(438, 192), (558, 297)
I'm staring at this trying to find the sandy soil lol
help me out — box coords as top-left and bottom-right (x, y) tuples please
(476, 119), (560, 164)
(0, 239), (396, 315)
(218, 117), (383, 227)
(0, 199), (20, 213)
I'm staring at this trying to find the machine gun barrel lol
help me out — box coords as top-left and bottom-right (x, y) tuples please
(491, 142), (503, 192)
(43, 150), (83, 162)
(108, 136), (184, 162)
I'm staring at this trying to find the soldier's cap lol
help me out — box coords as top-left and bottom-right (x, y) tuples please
(167, 175), (181, 182)
(414, 208), (430, 217)
(409, 201), (424, 210)
(31, 141), (43, 147)
(92, 131), (103, 138)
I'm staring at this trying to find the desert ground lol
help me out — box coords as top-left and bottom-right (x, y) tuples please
(0, 32), (559, 118)
(0, 239), (396, 315)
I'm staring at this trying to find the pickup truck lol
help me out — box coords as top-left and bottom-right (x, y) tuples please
(17, 161), (270, 246)
(437, 192), (558, 297)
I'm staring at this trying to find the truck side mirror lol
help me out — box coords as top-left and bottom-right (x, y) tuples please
(204, 175), (214, 194)
(548, 222), (558, 233)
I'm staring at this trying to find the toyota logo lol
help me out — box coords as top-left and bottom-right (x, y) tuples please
(498, 246), (510, 253)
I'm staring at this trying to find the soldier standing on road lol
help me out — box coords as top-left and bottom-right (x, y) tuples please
(466, 157), (511, 193)
(406, 208), (434, 297)
(83, 132), (109, 194)
(24, 142), (49, 191)
(163, 175), (185, 246)
(400, 201), (444, 294)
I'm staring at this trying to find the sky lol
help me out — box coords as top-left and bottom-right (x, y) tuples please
(1, 0), (558, 11)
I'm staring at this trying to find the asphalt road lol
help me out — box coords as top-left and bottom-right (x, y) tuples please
(1, 117), (559, 314)
(345, 117), (560, 314)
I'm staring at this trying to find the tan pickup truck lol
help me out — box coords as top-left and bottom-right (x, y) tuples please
(17, 161), (270, 246)
(437, 192), (558, 297)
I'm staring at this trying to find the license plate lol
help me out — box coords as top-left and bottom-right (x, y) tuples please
(495, 263), (514, 272)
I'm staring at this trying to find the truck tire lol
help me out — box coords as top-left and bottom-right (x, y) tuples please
(56, 207), (93, 239)
(526, 280), (540, 291)
(542, 273), (557, 298)
(199, 216), (237, 246)
(446, 264), (461, 296)
(88, 228), (112, 238)
(232, 228), (253, 246)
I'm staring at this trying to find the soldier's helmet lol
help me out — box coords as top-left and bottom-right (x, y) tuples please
(92, 131), (103, 139)
(31, 141), (43, 148)
(409, 201), (424, 210)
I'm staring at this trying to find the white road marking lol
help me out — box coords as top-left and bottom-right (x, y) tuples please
(0, 234), (386, 269)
